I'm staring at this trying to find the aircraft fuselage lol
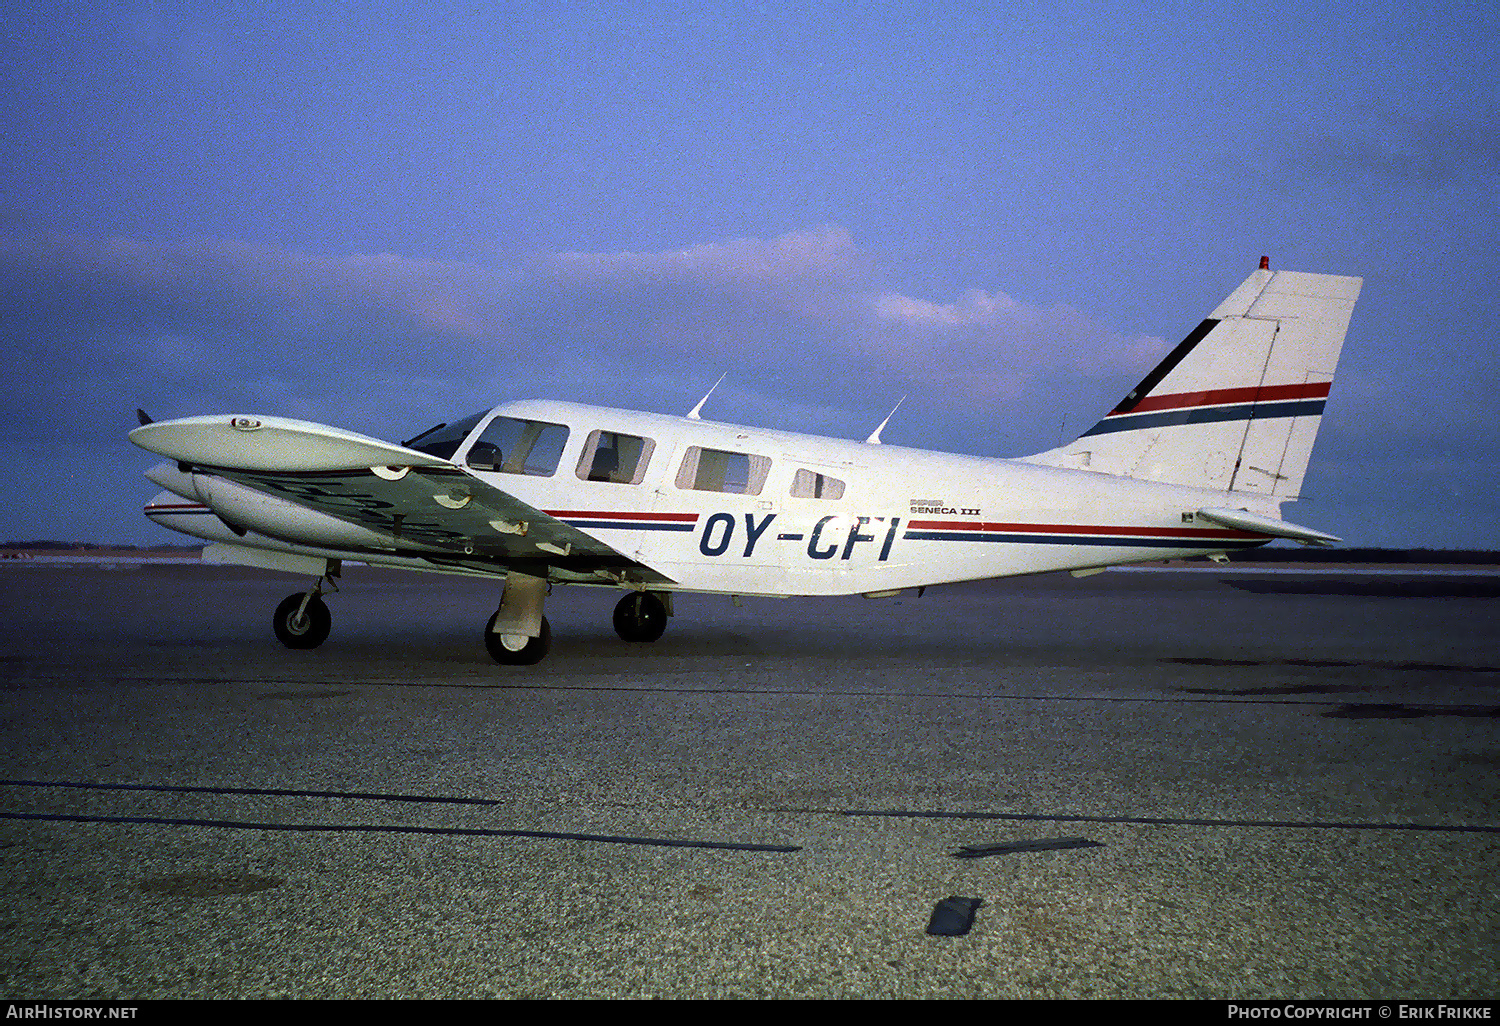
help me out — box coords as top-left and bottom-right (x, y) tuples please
(145, 398), (1269, 598)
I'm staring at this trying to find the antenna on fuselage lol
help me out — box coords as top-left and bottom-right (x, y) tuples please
(687, 372), (727, 420)
(865, 396), (906, 444)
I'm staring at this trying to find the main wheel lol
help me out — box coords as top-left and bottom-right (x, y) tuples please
(274, 593), (331, 649)
(484, 613), (550, 665)
(612, 591), (668, 643)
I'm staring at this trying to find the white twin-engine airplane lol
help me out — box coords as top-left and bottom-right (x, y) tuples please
(130, 260), (1362, 666)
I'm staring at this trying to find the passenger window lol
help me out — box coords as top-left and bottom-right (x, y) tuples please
(576, 430), (655, 485)
(466, 417), (570, 476)
(790, 468), (845, 500)
(676, 446), (771, 495)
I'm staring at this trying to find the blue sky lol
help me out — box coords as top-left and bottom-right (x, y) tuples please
(3, 1), (1497, 547)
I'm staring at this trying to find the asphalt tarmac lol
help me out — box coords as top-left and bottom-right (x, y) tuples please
(1, 562), (1496, 999)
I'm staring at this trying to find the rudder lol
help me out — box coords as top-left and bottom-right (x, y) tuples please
(1023, 263), (1362, 498)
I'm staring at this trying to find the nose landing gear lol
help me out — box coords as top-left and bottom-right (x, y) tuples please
(273, 564), (340, 649)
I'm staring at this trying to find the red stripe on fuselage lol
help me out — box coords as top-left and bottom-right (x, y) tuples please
(905, 520), (1260, 538)
(544, 510), (698, 522)
(1109, 381), (1330, 416)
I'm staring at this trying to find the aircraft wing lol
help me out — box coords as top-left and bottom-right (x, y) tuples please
(129, 414), (673, 584)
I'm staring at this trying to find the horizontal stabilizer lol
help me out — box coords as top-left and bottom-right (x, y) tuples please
(1196, 507), (1341, 547)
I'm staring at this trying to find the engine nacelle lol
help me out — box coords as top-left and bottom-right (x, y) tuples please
(191, 473), (399, 551)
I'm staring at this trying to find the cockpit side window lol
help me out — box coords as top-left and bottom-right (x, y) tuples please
(676, 446), (771, 495)
(402, 410), (488, 461)
(467, 417), (570, 476)
(575, 430), (655, 485)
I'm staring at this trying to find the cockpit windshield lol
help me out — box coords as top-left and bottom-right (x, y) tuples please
(400, 410), (488, 461)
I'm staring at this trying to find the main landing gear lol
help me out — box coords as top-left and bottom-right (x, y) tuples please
(485, 572), (550, 665)
(269, 563), (672, 666)
(484, 611), (551, 665)
(480, 582), (675, 660)
(612, 591), (670, 643)
(481, 582), (672, 665)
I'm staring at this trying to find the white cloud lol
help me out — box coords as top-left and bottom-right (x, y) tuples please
(552, 226), (865, 286)
(873, 288), (1020, 328)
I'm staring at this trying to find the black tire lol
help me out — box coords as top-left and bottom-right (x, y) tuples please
(484, 613), (550, 665)
(274, 593), (331, 649)
(612, 591), (668, 643)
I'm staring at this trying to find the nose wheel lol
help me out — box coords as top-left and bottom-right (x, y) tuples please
(272, 563), (340, 649)
(613, 591), (669, 643)
(274, 592), (332, 649)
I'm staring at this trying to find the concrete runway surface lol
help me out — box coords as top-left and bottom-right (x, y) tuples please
(1, 562), (1496, 999)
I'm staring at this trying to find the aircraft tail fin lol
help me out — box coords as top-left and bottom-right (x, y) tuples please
(1022, 262), (1362, 498)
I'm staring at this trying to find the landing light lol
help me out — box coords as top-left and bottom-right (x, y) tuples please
(230, 417), (263, 431)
